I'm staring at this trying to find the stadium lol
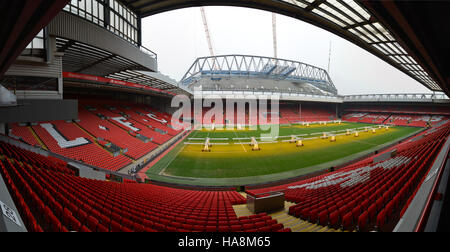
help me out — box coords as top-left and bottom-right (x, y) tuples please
(0, 0), (449, 236)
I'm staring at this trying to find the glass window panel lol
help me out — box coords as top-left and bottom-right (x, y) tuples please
(373, 44), (387, 55)
(394, 42), (408, 55)
(401, 55), (412, 64)
(63, 0), (138, 45)
(330, 0), (363, 23)
(385, 43), (401, 54)
(93, 1), (98, 17)
(319, 3), (354, 25)
(343, 0), (371, 20)
(282, 0), (308, 8)
(33, 38), (44, 49)
(408, 56), (417, 65)
(312, 8), (346, 27)
(355, 26), (378, 42)
(86, 0), (92, 13)
(99, 4), (104, 20)
(395, 55), (406, 64)
(363, 24), (386, 42)
(372, 22), (395, 41)
(349, 28), (370, 43)
(389, 56), (399, 63)
(71, 6), (78, 15)
(79, 0), (85, 11)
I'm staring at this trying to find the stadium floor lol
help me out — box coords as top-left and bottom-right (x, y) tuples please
(145, 123), (424, 187)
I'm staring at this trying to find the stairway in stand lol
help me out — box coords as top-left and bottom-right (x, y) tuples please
(233, 198), (342, 232)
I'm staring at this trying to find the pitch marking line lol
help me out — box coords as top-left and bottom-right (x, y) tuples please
(233, 131), (248, 153)
(159, 137), (188, 176)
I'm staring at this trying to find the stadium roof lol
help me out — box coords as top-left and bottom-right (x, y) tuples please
(181, 55), (338, 95)
(120, 0), (449, 95)
(107, 70), (191, 95)
(56, 38), (148, 77)
(0, 0), (69, 77)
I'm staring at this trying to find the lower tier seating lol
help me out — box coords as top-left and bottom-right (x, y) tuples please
(0, 142), (289, 232)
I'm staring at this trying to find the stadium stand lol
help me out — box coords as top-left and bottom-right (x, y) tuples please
(30, 120), (132, 171)
(342, 113), (368, 123)
(0, 141), (289, 232)
(194, 103), (336, 126)
(343, 105), (449, 127)
(77, 107), (159, 159)
(344, 104), (450, 115)
(9, 123), (43, 148)
(9, 100), (185, 171)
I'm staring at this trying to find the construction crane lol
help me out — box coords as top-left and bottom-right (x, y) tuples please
(328, 40), (333, 74)
(200, 8), (279, 61)
(200, 7), (215, 57)
(272, 13), (278, 59)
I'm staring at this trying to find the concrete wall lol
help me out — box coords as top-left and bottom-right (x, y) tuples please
(0, 99), (78, 123)
(5, 36), (63, 100)
(0, 175), (27, 232)
(149, 96), (176, 114)
(0, 123), (5, 135)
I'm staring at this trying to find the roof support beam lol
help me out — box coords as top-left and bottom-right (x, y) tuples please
(75, 54), (117, 73)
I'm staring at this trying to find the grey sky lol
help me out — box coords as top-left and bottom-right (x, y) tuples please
(141, 6), (432, 95)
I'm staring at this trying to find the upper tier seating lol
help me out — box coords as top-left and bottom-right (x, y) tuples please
(31, 121), (132, 171)
(10, 100), (187, 171)
(343, 112), (448, 127)
(344, 104), (450, 115)
(0, 142), (289, 232)
(77, 107), (158, 159)
(342, 113), (367, 122)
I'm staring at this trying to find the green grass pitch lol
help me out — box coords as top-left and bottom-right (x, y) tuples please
(147, 123), (422, 183)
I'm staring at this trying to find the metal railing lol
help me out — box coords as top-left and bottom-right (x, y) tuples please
(139, 45), (158, 60)
(193, 89), (340, 100)
(343, 93), (449, 102)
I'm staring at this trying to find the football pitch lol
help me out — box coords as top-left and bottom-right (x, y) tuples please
(147, 122), (422, 185)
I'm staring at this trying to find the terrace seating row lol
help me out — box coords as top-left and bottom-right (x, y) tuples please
(31, 121), (131, 171)
(77, 108), (158, 159)
(0, 142), (75, 176)
(343, 112), (448, 128)
(344, 105), (450, 115)
(9, 100), (187, 171)
(287, 124), (449, 231)
(0, 144), (289, 232)
(111, 106), (177, 143)
(93, 106), (175, 145)
(9, 124), (42, 147)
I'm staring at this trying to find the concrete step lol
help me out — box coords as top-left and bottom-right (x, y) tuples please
(233, 200), (341, 232)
